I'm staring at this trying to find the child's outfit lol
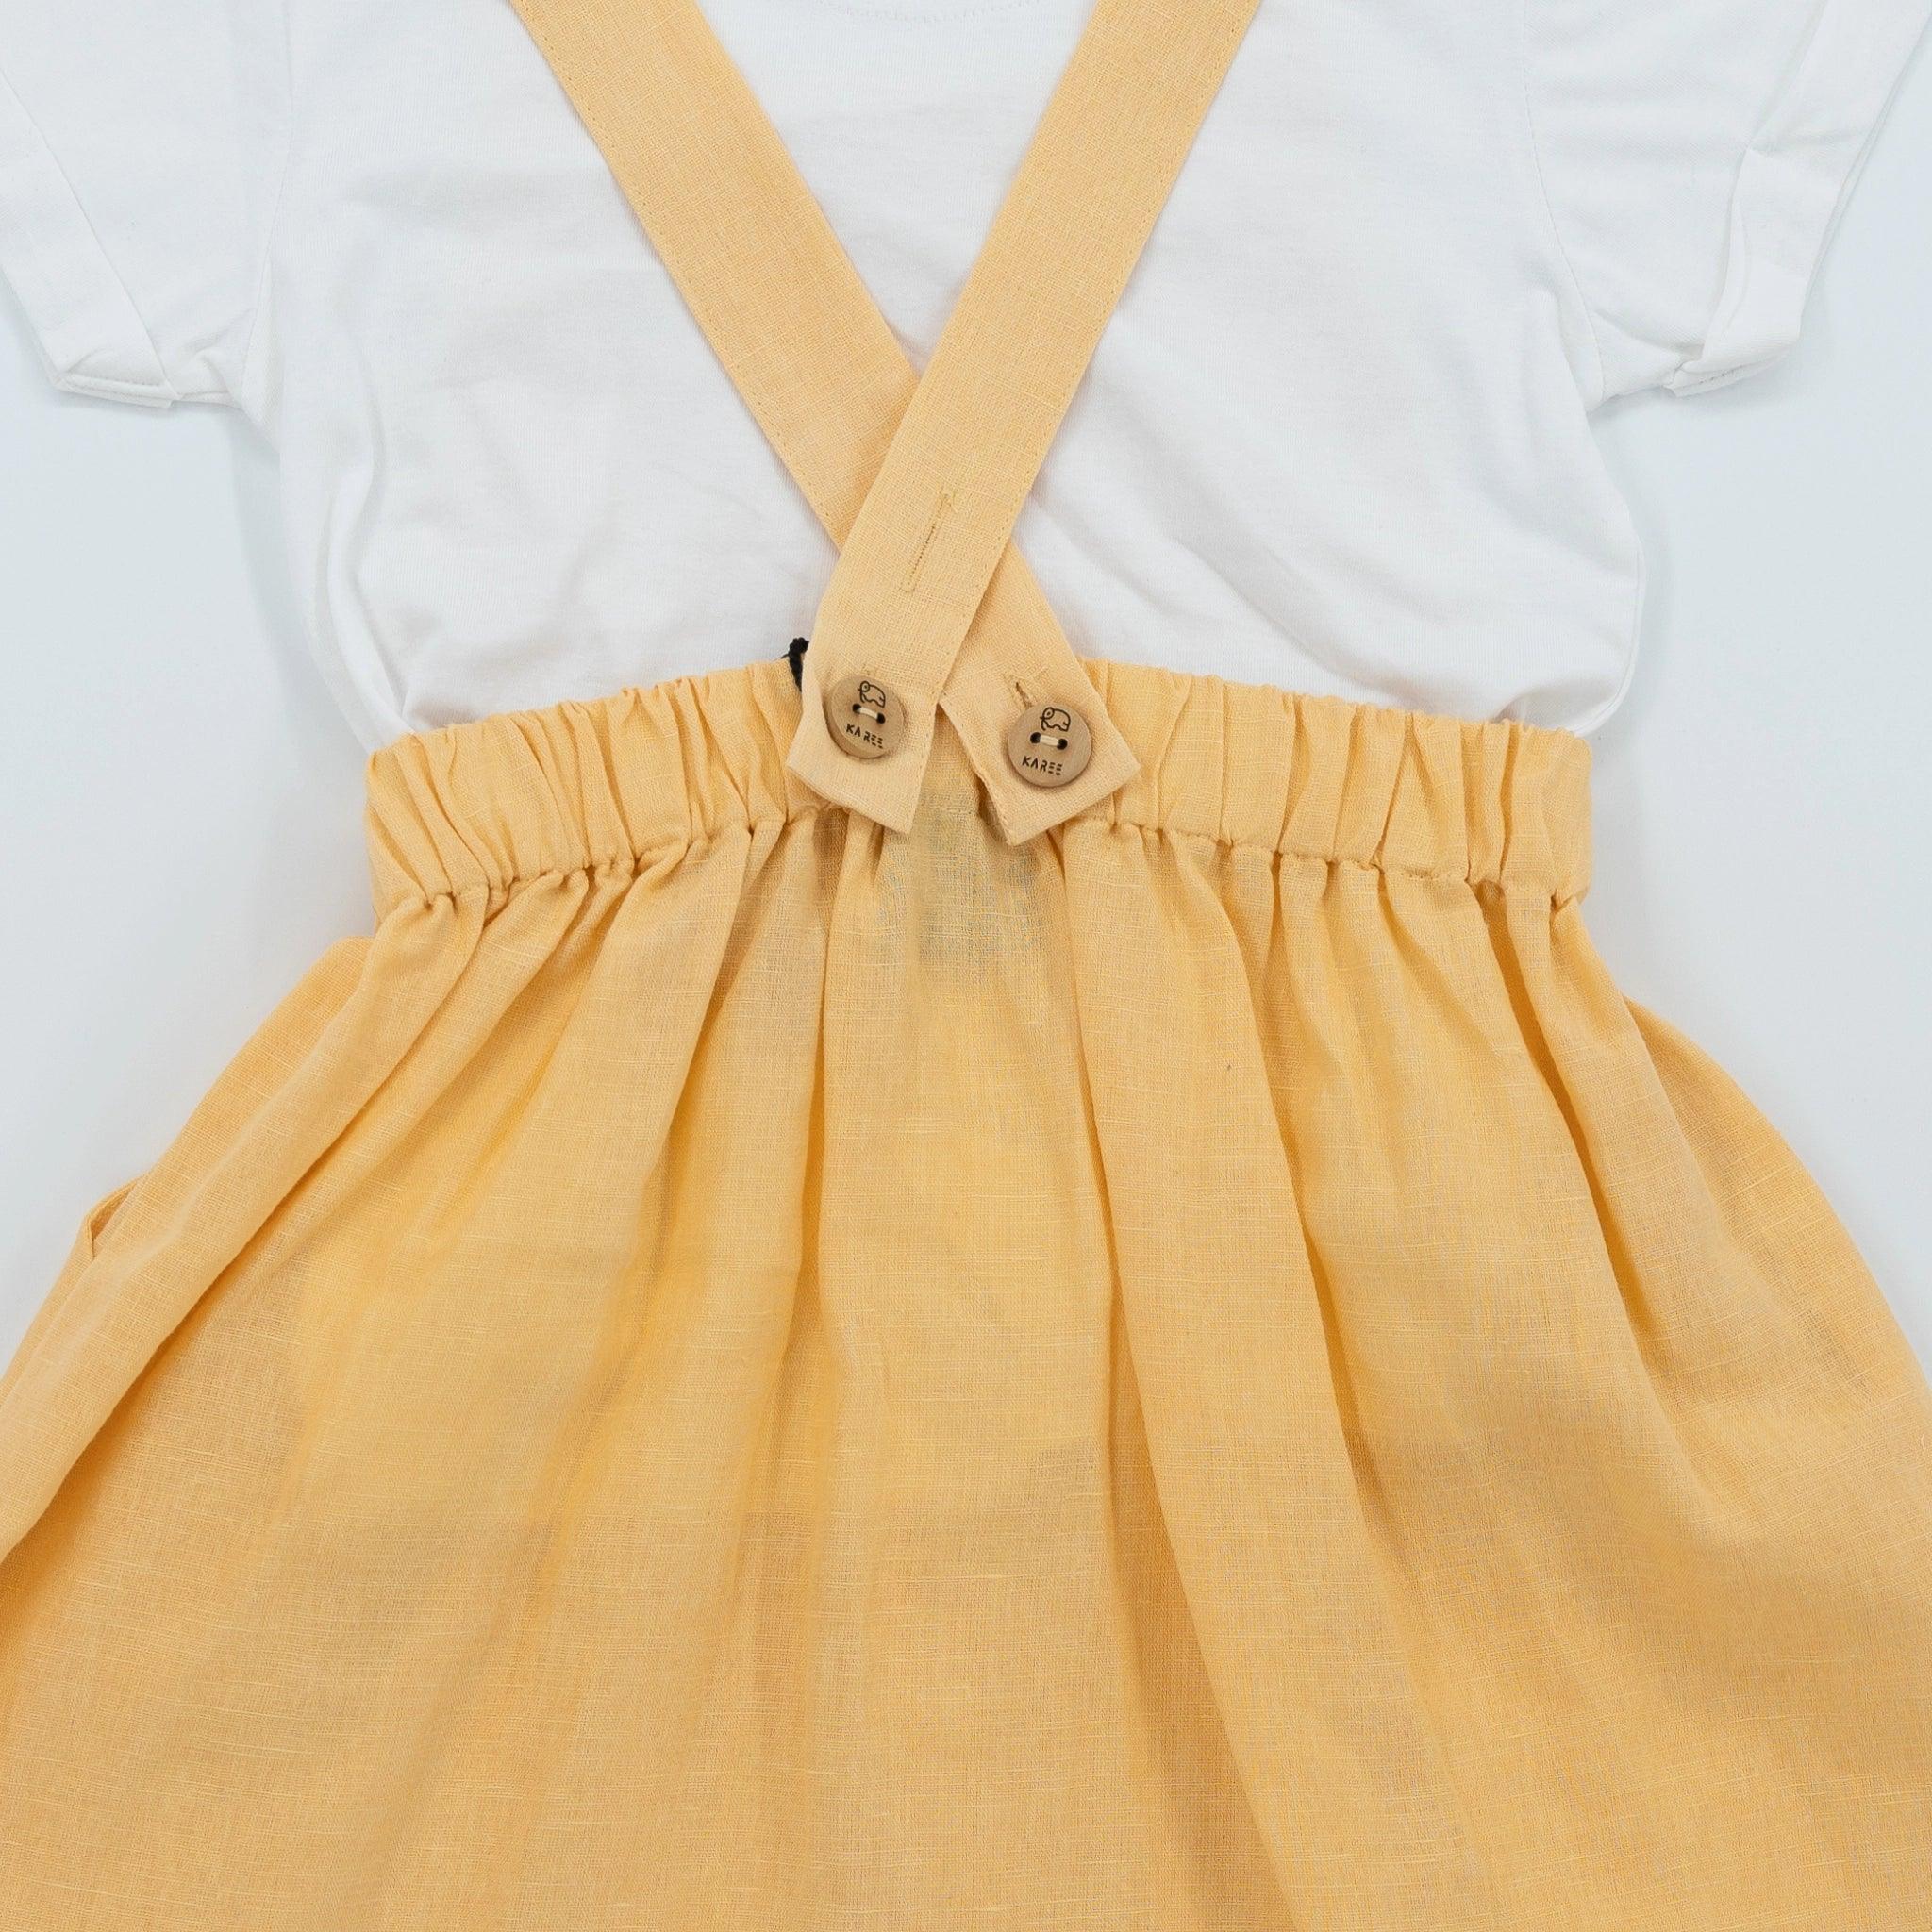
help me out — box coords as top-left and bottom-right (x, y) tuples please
(2, 0), (1930, 1924)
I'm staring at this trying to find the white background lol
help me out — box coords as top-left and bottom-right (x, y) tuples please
(3, 54), (1929, 1373)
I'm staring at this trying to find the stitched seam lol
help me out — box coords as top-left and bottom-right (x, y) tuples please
(377, 808), (1574, 913)
(1104, 823), (1578, 901)
(50, 372), (177, 403)
(1515, 0), (1607, 409)
(375, 807), (827, 917)
(235, 0), (297, 417)
(901, 487), (954, 591)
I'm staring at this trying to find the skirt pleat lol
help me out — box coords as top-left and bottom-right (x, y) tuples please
(1, 658), (1926, 1929)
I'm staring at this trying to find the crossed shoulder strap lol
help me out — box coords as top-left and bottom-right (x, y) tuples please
(510, 0), (1261, 841)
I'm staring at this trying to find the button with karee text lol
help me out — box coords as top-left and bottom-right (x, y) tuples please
(1006, 701), (1092, 789)
(825, 675), (905, 759)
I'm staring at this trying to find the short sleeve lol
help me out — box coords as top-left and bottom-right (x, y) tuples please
(1526, 0), (1931, 403)
(0, 1), (288, 408)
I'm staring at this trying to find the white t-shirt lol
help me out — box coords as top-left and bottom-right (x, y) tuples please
(2, 0), (1926, 750)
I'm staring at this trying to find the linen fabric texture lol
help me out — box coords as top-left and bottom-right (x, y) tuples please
(2, 660), (1931, 1927)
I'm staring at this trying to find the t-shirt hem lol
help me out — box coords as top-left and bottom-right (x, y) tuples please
(1667, 0), (1932, 395)
(0, 67), (178, 406)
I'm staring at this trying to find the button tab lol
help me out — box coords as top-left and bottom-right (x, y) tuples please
(825, 675), (906, 760)
(1006, 701), (1093, 789)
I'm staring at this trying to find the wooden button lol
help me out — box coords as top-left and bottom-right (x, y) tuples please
(1005, 700), (1093, 789)
(824, 675), (905, 760)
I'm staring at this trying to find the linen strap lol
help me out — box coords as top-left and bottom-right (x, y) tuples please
(509, 0), (1260, 840)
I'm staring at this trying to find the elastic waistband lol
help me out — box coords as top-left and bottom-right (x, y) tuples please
(364, 659), (1591, 916)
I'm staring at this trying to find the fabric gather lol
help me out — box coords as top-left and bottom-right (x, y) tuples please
(365, 658), (1591, 917)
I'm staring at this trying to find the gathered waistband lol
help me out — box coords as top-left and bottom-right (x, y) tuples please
(364, 658), (1591, 917)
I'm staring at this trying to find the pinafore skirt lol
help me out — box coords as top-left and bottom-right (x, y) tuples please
(2, 658), (1928, 1928)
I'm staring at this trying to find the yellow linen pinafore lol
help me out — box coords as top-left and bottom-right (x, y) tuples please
(2, 1), (1929, 1924)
